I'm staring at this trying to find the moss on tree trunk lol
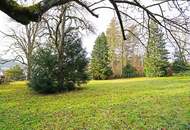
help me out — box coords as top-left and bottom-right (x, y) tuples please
(0, 0), (41, 24)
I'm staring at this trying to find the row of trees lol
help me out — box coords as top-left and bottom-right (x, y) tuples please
(90, 18), (144, 80)
(144, 21), (190, 77)
(90, 18), (190, 80)
(1, 1), (190, 93)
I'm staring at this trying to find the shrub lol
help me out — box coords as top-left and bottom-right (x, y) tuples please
(174, 70), (190, 77)
(172, 60), (189, 73)
(4, 65), (25, 82)
(0, 75), (5, 84)
(122, 63), (137, 78)
(29, 48), (59, 93)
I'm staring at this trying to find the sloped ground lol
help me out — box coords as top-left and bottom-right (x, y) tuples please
(0, 77), (190, 129)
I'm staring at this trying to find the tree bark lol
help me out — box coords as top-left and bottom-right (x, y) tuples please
(27, 59), (31, 80)
(57, 6), (67, 91)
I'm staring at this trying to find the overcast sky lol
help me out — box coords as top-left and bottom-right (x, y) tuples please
(0, 0), (167, 59)
(0, 1), (189, 59)
(0, 6), (114, 59)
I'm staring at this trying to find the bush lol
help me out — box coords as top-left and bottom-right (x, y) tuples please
(174, 70), (190, 77)
(0, 75), (5, 84)
(4, 65), (25, 82)
(122, 63), (137, 78)
(172, 60), (189, 73)
(29, 48), (59, 93)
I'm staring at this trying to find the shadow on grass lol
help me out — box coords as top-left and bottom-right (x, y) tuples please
(28, 86), (88, 96)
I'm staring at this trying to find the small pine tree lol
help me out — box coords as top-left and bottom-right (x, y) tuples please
(172, 50), (189, 73)
(144, 21), (169, 77)
(90, 33), (112, 80)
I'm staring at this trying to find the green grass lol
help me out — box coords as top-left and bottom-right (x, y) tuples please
(0, 77), (190, 130)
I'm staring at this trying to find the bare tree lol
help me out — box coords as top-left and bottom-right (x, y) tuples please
(1, 22), (42, 80)
(106, 17), (123, 77)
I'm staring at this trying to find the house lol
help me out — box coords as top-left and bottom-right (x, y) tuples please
(0, 70), (5, 84)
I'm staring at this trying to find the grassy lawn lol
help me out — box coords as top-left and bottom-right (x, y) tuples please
(0, 77), (190, 130)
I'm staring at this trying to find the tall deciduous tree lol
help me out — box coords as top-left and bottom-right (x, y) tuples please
(144, 21), (169, 77)
(106, 17), (123, 77)
(90, 33), (112, 80)
(123, 25), (144, 76)
(1, 22), (42, 80)
(106, 19), (144, 77)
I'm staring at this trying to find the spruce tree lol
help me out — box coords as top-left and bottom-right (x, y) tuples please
(144, 21), (169, 77)
(172, 50), (189, 73)
(90, 33), (112, 80)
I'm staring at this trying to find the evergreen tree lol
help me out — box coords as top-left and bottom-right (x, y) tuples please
(29, 32), (89, 93)
(63, 32), (89, 86)
(90, 33), (112, 80)
(172, 50), (189, 73)
(144, 21), (169, 77)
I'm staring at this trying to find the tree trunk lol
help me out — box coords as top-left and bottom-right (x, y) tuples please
(27, 59), (31, 80)
(58, 53), (65, 90)
(57, 6), (67, 91)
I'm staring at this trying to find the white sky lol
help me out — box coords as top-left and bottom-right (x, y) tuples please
(0, 1), (189, 59)
(0, 7), (114, 58)
(0, 0), (168, 57)
(81, 9), (114, 55)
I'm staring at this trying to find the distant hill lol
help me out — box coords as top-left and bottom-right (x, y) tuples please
(0, 58), (24, 70)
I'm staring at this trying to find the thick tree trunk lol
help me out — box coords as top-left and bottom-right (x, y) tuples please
(57, 6), (67, 91)
(26, 53), (32, 80)
(58, 53), (65, 90)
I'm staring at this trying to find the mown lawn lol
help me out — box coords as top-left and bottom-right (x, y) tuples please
(0, 77), (190, 130)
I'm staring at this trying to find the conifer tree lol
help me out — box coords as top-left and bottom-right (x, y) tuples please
(144, 21), (169, 77)
(172, 50), (189, 73)
(90, 33), (112, 80)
